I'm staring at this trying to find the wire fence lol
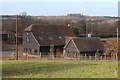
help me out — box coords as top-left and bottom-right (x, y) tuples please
(2, 51), (22, 60)
(2, 52), (118, 61)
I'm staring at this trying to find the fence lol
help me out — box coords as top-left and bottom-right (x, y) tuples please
(78, 55), (118, 60)
(2, 50), (22, 60)
(2, 52), (118, 60)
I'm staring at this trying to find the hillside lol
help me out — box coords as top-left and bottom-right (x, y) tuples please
(1, 15), (119, 37)
(1, 15), (118, 22)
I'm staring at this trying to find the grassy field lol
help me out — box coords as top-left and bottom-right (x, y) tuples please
(100, 38), (119, 41)
(2, 60), (118, 78)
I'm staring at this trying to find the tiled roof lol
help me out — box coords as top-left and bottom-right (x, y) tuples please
(72, 37), (104, 52)
(24, 24), (75, 46)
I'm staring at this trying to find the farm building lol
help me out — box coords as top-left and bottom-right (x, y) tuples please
(0, 29), (15, 44)
(63, 37), (104, 58)
(1, 29), (16, 51)
(0, 29), (14, 41)
(23, 24), (74, 57)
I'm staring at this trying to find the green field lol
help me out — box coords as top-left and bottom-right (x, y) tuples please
(100, 38), (120, 41)
(2, 60), (118, 78)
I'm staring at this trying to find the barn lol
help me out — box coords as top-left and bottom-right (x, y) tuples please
(63, 37), (104, 58)
(23, 24), (74, 57)
(0, 29), (14, 41)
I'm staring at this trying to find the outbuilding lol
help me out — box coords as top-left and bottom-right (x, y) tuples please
(63, 37), (104, 58)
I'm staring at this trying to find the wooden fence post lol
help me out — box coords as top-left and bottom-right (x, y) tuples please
(79, 54), (81, 60)
(39, 52), (41, 60)
(105, 55), (106, 60)
(116, 54), (118, 61)
(95, 55), (96, 60)
(85, 54), (86, 60)
(88, 55), (91, 60)
(114, 54), (116, 60)
(81, 54), (82, 60)
(89, 55), (90, 60)
(26, 53), (28, 60)
(111, 54), (113, 60)
(90, 55), (92, 60)
(100, 56), (102, 60)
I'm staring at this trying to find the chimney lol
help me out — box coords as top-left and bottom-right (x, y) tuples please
(88, 34), (92, 37)
(67, 24), (70, 28)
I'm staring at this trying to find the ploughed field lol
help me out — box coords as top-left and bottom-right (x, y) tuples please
(2, 60), (118, 78)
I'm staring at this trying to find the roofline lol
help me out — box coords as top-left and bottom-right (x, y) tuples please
(24, 24), (69, 31)
(31, 32), (40, 46)
(64, 38), (79, 52)
(24, 24), (33, 31)
(64, 39), (71, 49)
(71, 38), (80, 52)
(65, 36), (101, 39)
(26, 24), (67, 27)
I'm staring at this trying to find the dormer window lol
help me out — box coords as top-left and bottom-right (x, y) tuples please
(39, 37), (43, 40)
(26, 37), (30, 42)
(49, 37), (53, 40)
(59, 36), (62, 39)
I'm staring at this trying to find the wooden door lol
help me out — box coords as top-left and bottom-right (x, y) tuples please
(56, 48), (63, 57)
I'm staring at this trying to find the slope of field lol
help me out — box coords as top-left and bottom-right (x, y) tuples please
(2, 60), (118, 78)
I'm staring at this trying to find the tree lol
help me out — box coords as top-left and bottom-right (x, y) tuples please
(50, 44), (55, 58)
(20, 12), (27, 17)
(72, 28), (80, 37)
(95, 49), (101, 60)
(71, 20), (86, 34)
(96, 21), (117, 34)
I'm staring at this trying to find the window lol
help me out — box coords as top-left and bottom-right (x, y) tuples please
(34, 50), (38, 53)
(30, 49), (31, 53)
(26, 37), (30, 42)
(27, 33), (29, 35)
(24, 48), (27, 52)
(49, 37), (53, 40)
(7, 34), (10, 38)
(24, 48), (26, 52)
(39, 37), (43, 40)
(59, 36), (62, 39)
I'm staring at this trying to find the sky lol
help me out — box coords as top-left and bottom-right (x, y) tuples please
(1, 0), (119, 2)
(1, 1), (119, 17)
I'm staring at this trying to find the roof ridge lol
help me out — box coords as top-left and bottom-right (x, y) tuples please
(32, 24), (67, 27)
(66, 36), (100, 39)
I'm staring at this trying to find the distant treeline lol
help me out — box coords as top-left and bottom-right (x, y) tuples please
(1, 15), (119, 38)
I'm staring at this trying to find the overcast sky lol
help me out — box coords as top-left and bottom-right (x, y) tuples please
(1, 1), (119, 16)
